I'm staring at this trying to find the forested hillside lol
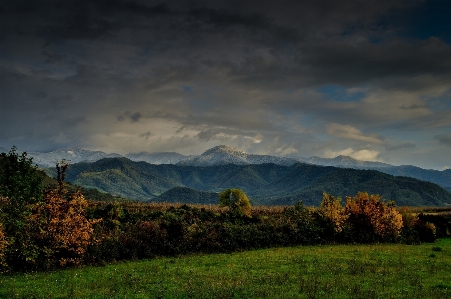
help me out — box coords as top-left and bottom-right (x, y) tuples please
(52, 157), (451, 206)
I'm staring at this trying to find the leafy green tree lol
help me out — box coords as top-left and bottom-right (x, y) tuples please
(219, 188), (252, 217)
(282, 200), (322, 245)
(0, 147), (45, 270)
(0, 147), (43, 205)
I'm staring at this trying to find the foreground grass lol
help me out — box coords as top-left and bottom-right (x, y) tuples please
(1, 239), (450, 299)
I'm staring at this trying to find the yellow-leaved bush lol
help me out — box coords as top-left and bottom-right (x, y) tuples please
(318, 192), (348, 233)
(219, 188), (252, 217)
(344, 192), (403, 239)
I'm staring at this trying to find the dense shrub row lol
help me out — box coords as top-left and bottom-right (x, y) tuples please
(82, 193), (447, 267)
(5, 192), (443, 272)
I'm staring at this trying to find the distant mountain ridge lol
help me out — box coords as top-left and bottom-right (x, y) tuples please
(299, 155), (392, 169)
(14, 148), (122, 167)
(2, 145), (450, 190)
(56, 157), (451, 206)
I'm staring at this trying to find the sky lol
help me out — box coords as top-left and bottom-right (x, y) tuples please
(1, 0), (450, 170)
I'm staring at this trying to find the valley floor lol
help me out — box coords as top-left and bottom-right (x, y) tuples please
(1, 239), (450, 298)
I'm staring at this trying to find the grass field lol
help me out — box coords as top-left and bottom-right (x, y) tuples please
(1, 239), (450, 299)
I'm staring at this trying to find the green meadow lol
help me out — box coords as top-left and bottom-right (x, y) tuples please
(1, 239), (450, 299)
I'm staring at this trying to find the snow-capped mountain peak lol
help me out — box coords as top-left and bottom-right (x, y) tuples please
(177, 145), (299, 166)
(25, 148), (122, 167)
(202, 145), (247, 156)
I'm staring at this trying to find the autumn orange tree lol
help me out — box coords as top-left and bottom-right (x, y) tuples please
(30, 162), (101, 268)
(343, 192), (403, 242)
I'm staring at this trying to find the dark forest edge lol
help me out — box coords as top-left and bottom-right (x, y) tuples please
(1, 147), (450, 273)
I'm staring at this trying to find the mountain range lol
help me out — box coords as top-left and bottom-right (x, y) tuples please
(2, 145), (450, 205)
(5, 145), (449, 192)
(8, 145), (299, 167)
(44, 154), (451, 206)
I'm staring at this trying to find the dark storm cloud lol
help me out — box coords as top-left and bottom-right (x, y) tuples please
(1, 0), (450, 169)
(4, 0), (449, 91)
(300, 38), (451, 87)
(1, 1), (171, 40)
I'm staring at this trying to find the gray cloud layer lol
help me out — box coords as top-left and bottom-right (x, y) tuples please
(0, 0), (450, 169)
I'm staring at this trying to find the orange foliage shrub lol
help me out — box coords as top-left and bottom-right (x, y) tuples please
(344, 192), (403, 239)
(28, 162), (101, 268)
(34, 189), (101, 266)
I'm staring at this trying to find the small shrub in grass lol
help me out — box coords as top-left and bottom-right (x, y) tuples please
(431, 246), (442, 252)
